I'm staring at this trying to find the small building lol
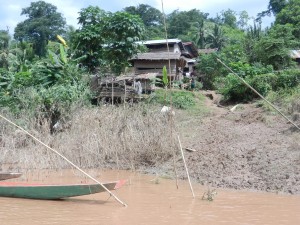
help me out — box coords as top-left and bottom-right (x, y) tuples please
(183, 42), (199, 58)
(290, 50), (300, 66)
(131, 39), (198, 80)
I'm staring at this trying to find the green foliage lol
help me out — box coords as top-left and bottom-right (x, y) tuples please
(215, 73), (277, 102)
(237, 11), (250, 30)
(0, 30), (10, 50)
(214, 62), (275, 101)
(123, 4), (163, 27)
(268, 0), (288, 15)
(196, 53), (227, 89)
(0, 40), (89, 119)
(228, 62), (273, 78)
(244, 22), (263, 63)
(215, 66), (299, 102)
(275, 0), (300, 38)
(162, 66), (169, 86)
(74, 7), (144, 74)
(220, 9), (237, 28)
(14, 1), (66, 57)
(167, 9), (209, 38)
(171, 92), (196, 109)
(262, 84), (300, 115)
(206, 24), (226, 50)
(74, 6), (107, 72)
(149, 89), (196, 109)
(275, 69), (300, 89)
(254, 24), (299, 70)
(215, 74), (249, 101)
(102, 12), (145, 75)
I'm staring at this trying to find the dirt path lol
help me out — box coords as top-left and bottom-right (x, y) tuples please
(175, 91), (300, 194)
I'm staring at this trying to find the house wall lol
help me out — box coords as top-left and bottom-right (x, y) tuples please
(174, 43), (181, 53)
(147, 46), (175, 53)
(134, 60), (177, 74)
(146, 43), (180, 53)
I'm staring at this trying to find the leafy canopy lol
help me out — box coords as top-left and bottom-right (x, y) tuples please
(14, 1), (66, 57)
(124, 4), (163, 27)
(74, 6), (145, 74)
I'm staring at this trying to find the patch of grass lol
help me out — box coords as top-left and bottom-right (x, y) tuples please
(260, 85), (300, 116)
(202, 187), (217, 201)
(147, 89), (196, 110)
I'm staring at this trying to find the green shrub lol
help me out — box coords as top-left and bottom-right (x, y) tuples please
(215, 73), (278, 102)
(214, 74), (249, 101)
(262, 85), (300, 115)
(148, 89), (196, 109)
(249, 73), (277, 96)
(214, 62), (299, 102)
(275, 69), (300, 90)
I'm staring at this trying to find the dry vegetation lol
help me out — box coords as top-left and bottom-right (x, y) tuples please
(0, 105), (179, 171)
(1, 92), (300, 195)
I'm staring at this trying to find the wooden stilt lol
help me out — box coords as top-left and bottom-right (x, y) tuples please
(177, 135), (195, 198)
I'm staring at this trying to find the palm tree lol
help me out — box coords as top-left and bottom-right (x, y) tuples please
(191, 19), (206, 49)
(206, 24), (226, 50)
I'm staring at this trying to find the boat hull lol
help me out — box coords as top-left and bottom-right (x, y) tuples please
(0, 180), (126, 200)
(0, 172), (22, 181)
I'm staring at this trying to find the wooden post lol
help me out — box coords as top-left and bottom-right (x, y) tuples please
(124, 80), (126, 108)
(111, 76), (114, 105)
(178, 135), (195, 198)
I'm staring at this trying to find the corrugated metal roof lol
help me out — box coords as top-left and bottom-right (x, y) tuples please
(180, 56), (197, 63)
(135, 73), (158, 79)
(132, 52), (181, 60)
(290, 50), (300, 59)
(136, 39), (181, 45)
(198, 48), (218, 54)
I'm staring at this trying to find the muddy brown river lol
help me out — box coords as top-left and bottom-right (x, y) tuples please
(0, 170), (299, 225)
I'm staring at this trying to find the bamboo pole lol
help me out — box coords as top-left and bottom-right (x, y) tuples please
(124, 80), (126, 108)
(177, 135), (195, 198)
(161, 0), (179, 189)
(217, 58), (300, 131)
(111, 76), (114, 105)
(161, 0), (172, 86)
(0, 113), (127, 207)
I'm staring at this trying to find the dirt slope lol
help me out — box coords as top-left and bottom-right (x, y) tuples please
(175, 91), (300, 194)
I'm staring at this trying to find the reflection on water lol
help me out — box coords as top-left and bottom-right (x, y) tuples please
(0, 170), (299, 225)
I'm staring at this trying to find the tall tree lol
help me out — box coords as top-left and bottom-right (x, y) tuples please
(124, 4), (163, 40)
(0, 30), (11, 69)
(206, 24), (226, 50)
(275, 0), (300, 38)
(167, 9), (209, 38)
(0, 30), (10, 50)
(14, 1), (66, 57)
(237, 11), (250, 30)
(189, 19), (206, 48)
(254, 24), (299, 69)
(75, 7), (144, 74)
(220, 9), (237, 28)
(74, 6), (107, 72)
(102, 12), (145, 75)
(268, 0), (288, 15)
(257, 0), (288, 21)
(244, 22), (263, 63)
(124, 4), (163, 27)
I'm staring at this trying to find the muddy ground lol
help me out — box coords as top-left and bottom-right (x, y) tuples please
(166, 91), (300, 195)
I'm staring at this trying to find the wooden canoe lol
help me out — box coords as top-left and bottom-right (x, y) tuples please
(0, 180), (126, 200)
(0, 172), (22, 181)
